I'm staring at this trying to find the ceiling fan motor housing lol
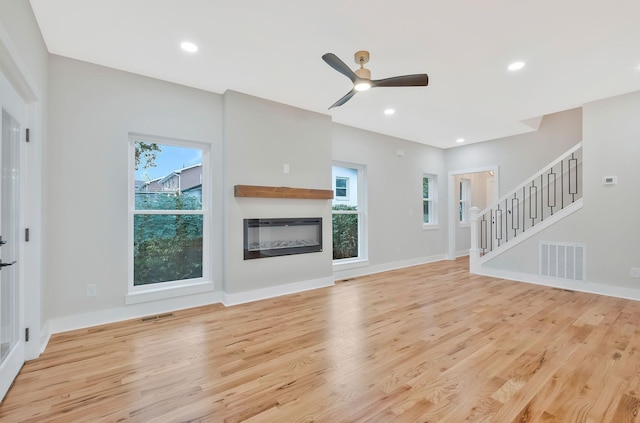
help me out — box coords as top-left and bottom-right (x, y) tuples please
(354, 50), (371, 79)
(355, 67), (371, 79)
(354, 50), (370, 65)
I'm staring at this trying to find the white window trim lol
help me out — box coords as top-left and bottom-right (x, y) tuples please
(423, 173), (438, 229)
(332, 162), (367, 266)
(127, 133), (213, 303)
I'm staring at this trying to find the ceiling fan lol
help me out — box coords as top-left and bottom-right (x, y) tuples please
(322, 50), (429, 109)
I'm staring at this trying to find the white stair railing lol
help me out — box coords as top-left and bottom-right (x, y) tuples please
(470, 142), (582, 261)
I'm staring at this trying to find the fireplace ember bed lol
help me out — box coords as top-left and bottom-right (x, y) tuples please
(243, 217), (323, 260)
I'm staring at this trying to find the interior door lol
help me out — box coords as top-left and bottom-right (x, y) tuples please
(0, 69), (25, 401)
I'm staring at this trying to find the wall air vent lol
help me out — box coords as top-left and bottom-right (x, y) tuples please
(539, 241), (586, 282)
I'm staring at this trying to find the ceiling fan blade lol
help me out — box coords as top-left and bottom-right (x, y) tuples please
(329, 89), (357, 109)
(371, 74), (429, 88)
(322, 53), (357, 83)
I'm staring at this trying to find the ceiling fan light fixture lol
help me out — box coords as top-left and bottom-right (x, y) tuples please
(354, 81), (371, 91)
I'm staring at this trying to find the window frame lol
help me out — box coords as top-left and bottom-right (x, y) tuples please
(422, 173), (438, 229)
(127, 133), (213, 304)
(332, 162), (367, 268)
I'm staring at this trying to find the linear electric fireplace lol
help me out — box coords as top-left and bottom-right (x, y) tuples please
(243, 217), (322, 260)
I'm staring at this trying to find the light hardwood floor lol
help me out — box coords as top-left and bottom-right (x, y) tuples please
(2, 258), (640, 422)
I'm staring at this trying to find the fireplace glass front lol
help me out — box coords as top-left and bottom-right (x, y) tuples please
(243, 217), (322, 259)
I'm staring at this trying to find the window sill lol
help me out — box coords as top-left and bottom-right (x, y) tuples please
(126, 280), (215, 305)
(459, 222), (471, 228)
(333, 258), (370, 271)
(422, 224), (440, 231)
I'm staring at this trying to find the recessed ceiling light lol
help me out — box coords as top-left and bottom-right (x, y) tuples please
(384, 108), (395, 115)
(180, 41), (198, 53)
(456, 138), (465, 143)
(508, 61), (525, 71)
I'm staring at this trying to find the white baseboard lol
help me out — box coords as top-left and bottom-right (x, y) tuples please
(333, 254), (447, 281)
(48, 291), (224, 335)
(39, 321), (51, 356)
(456, 250), (469, 258)
(222, 276), (334, 306)
(476, 266), (640, 302)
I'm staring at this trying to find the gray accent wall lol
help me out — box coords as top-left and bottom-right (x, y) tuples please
(46, 55), (224, 320)
(223, 90), (333, 294)
(332, 124), (447, 269)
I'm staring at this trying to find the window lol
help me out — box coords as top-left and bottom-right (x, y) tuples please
(332, 164), (365, 262)
(335, 176), (349, 199)
(423, 174), (437, 226)
(129, 134), (209, 294)
(459, 178), (471, 223)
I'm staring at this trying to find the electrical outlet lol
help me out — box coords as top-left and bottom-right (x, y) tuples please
(86, 284), (97, 297)
(283, 163), (290, 174)
(631, 268), (640, 279)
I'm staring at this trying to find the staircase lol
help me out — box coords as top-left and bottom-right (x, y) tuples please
(469, 142), (583, 271)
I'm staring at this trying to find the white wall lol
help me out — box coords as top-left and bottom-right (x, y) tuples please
(0, 1), (48, 90)
(223, 90), (333, 296)
(46, 55), (224, 321)
(446, 108), (582, 194)
(332, 123), (447, 276)
(581, 91), (640, 288)
(484, 91), (640, 294)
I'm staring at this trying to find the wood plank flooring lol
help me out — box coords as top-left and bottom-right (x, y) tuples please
(2, 258), (640, 422)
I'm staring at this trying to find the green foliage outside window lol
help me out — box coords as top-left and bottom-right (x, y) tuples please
(135, 142), (161, 171)
(332, 204), (358, 260)
(134, 193), (203, 285)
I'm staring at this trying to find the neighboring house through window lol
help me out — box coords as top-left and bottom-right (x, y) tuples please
(335, 176), (349, 199)
(332, 164), (366, 262)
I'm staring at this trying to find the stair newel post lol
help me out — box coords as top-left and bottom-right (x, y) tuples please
(469, 206), (481, 273)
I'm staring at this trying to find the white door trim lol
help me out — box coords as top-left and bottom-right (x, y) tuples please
(0, 20), (44, 360)
(447, 166), (499, 260)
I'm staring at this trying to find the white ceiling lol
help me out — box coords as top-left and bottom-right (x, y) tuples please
(29, 0), (640, 148)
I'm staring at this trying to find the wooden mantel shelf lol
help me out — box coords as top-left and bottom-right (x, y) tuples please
(234, 185), (334, 200)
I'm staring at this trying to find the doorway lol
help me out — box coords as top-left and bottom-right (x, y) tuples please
(447, 167), (498, 260)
